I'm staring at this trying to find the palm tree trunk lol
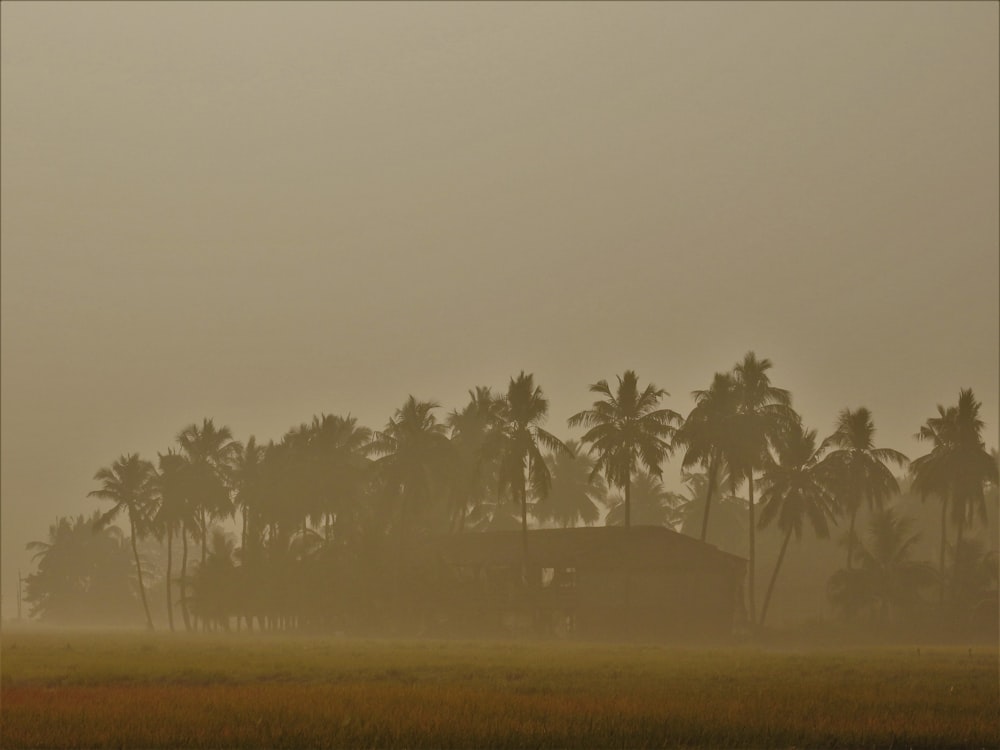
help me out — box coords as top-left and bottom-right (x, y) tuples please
(846, 509), (857, 572)
(939, 497), (947, 605)
(624, 473), (633, 638)
(759, 528), (792, 627)
(624, 475), (631, 529)
(953, 505), (966, 603)
(520, 482), (529, 585)
(241, 508), (248, 553)
(180, 530), (192, 631)
(128, 514), (154, 631)
(200, 508), (207, 567)
(165, 525), (175, 632)
(747, 471), (757, 625)
(699, 459), (717, 542)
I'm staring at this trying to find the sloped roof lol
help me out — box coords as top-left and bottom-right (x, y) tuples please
(420, 525), (745, 576)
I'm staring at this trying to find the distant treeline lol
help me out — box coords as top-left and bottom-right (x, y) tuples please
(23, 353), (999, 636)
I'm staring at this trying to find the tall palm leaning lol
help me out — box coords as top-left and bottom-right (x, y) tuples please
(89, 453), (158, 631)
(911, 389), (998, 603)
(568, 370), (681, 529)
(675, 372), (739, 541)
(757, 422), (837, 627)
(494, 372), (570, 579)
(729, 352), (799, 625)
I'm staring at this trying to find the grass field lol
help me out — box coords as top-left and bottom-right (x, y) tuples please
(1, 631), (997, 748)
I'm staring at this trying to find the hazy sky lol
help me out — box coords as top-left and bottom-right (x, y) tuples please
(2, 2), (997, 616)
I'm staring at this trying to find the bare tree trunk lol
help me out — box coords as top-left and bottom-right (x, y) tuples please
(165, 525), (175, 632)
(747, 472), (757, 625)
(700, 458), (718, 542)
(129, 514), (154, 631)
(759, 528), (792, 627)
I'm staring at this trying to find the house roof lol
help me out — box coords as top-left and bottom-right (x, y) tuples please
(417, 525), (746, 576)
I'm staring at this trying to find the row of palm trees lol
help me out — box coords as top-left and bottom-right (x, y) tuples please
(85, 353), (996, 631)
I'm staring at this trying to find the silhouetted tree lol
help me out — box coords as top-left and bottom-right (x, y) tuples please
(447, 387), (503, 531)
(568, 370), (680, 528)
(88, 453), (158, 630)
(819, 407), (908, 571)
(911, 389), (998, 602)
(24, 513), (136, 623)
(153, 450), (194, 632)
(371, 397), (453, 536)
(675, 372), (739, 541)
(605, 469), (681, 527)
(232, 436), (266, 554)
(493, 372), (569, 578)
(729, 352), (798, 624)
(176, 419), (238, 565)
(677, 469), (747, 554)
(828, 509), (936, 624)
(534, 440), (607, 528)
(757, 422), (836, 626)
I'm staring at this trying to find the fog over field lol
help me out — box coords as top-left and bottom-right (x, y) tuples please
(1, 0), (997, 632)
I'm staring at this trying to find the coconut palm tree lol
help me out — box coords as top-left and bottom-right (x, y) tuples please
(24, 513), (135, 624)
(827, 509), (936, 624)
(729, 352), (799, 625)
(302, 414), (374, 543)
(176, 419), (239, 565)
(568, 370), (681, 528)
(911, 389), (998, 602)
(371, 396), (454, 536)
(675, 372), (739, 541)
(88, 453), (158, 630)
(447, 387), (503, 531)
(153, 449), (194, 632)
(757, 422), (837, 626)
(819, 407), (908, 571)
(232, 436), (266, 554)
(605, 469), (681, 527)
(677, 469), (747, 555)
(493, 372), (570, 576)
(534, 440), (608, 528)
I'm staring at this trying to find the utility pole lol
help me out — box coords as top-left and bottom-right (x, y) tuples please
(17, 569), (23, 621)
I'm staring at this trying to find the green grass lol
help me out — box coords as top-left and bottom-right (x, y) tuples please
(2, 631), (997, 748)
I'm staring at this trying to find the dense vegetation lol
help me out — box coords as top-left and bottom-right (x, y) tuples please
(21, 353), (998, 637)
(2, 633), (997, 749)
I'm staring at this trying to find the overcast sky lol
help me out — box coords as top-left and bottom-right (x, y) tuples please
(2, 2), (997, 616)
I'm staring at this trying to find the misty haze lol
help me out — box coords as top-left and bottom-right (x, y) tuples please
(1, 2), (997, 748)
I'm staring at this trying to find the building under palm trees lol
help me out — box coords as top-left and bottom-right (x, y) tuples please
(408, 526), (746, 640)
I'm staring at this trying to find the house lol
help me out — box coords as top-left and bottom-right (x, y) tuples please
(408, 525), (747, 640)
